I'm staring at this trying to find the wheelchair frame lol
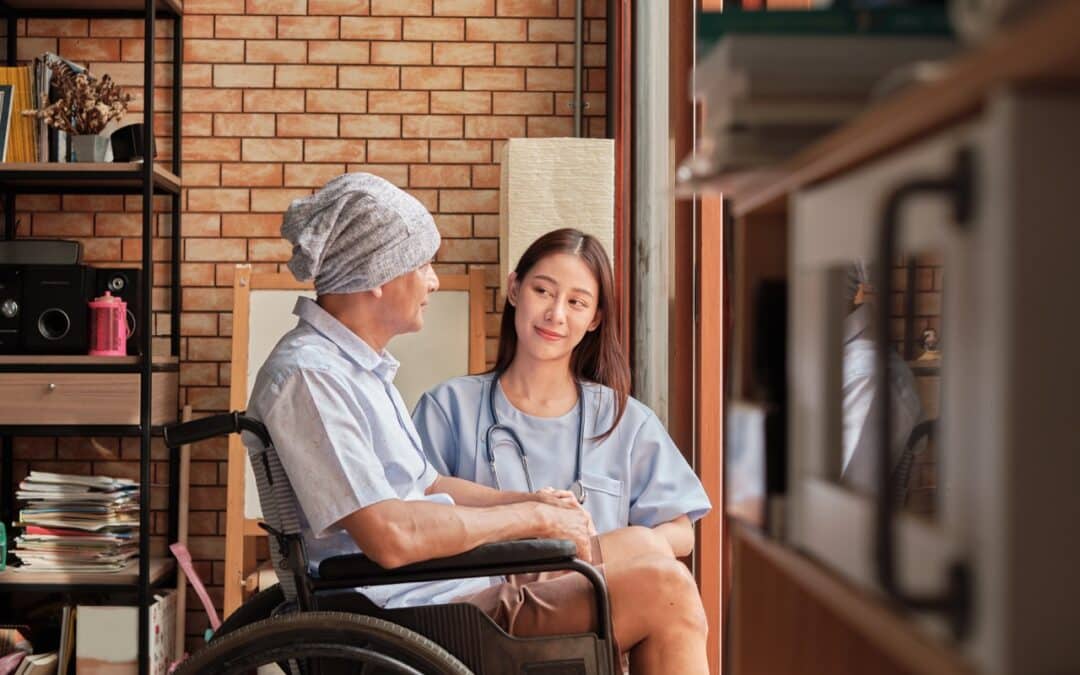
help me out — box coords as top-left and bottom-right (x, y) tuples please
(164, 412), (618, 675)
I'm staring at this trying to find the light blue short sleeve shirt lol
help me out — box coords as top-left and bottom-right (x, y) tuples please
(413, 374), (711, 535)
(246, 298), (495, 608)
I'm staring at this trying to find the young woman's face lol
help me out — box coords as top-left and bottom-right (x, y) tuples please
(509, 253), (601, 364)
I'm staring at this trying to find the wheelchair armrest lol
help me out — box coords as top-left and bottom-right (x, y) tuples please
(316, 538), (577, 582)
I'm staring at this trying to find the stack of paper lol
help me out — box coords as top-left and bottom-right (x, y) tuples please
(689, 35), (957, 175)
(12, 472), (139, 573)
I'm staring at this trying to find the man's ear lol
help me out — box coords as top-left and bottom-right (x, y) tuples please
(506, 272), (519, 307)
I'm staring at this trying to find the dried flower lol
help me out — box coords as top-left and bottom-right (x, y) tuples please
(23, 61), (131, 135)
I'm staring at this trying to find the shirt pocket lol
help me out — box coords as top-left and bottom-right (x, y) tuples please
(580, 471), (625, 534)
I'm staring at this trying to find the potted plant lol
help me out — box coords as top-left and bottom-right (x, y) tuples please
(25, 61), (132, 162)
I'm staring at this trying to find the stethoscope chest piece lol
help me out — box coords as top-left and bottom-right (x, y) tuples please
(570, 479), (586, 504)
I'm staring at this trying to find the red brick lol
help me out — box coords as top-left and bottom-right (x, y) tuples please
(188, 190), (250, 213)
(244, 90), (306, 113)
(434, 42), (493, 66)
(59, 37), (121, 61)
(120, 38), (175, 63)
(249, 238), (294, 261)
(242, 138), (304, 162)
(465, 115), (525, 138)
(340, 66), (399, 89)
(246, 40), (308, 64)
(410, 164), (471, 188)
(310, 0), (371, 13)
(402, 115), (463, 138)
(464, 66), (525, 90)
(246, 0), (306, 13)
(401, 66), (461, 90)
(557, 42), (606, 67)
(404, 17), (465, 41)
(96, 212), (142, 236)
(276, 65), (337, 88)
(435, 0), (495, 15)
(186, 0), (244, 12)
(434, 213), (472, 237)
(278, 17), (340, 39)
(213, 113), (276, 137)
(214, 16), (276, 40)
(183, 138), (242, 161)
(27, 19), (88, 37)
(33, 213), (93, 237)
(372, 0), (431, 15)
(214, 65), (275, 88)
(183, 214), (222, 237)
(472, 164), (501, 187)
(526, 67), (572, 91)
(188, 338), (232, 362)
(184, 64), (214, 87)
(221, 163), (283, 187)
(305, 139), (367, 162)
(466, 18), (526, 41)
(340, 114), (402, 138)
(222, 213), (284, 237)
(499, 0), (557, 16)
(307, 90), (368, 113)
(251, 188), (312, 212)
(341, 17), (401, 40)
(492, 91), (551, 114)
(369, 90), (428, 114)
(431, 91), (491, 114)
(367, 139), (428, 163)
(528, 18), (573, 41)
(438, 236), (498, 260)
(496, 42), (556, 66)
(284, 163), (347, 188)
(183, 15), (214, 38)
(527, 115), (573, 136)
(63, 195), (123, 211)
(180, 362), (219, 386)
(309, 41), (371, 64)
(183, 113), (214, 137)
(277, 114), (339, 138)
(17, 38), (58, 63)
(430, 139), (491, 163)
(343, 164), (405, 187)
(183, 39), (243, 63)
(371, 42), (433, 66)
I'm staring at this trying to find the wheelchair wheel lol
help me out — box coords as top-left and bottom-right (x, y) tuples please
(176, 611), (472, 675)
(211, 583), (287, 642)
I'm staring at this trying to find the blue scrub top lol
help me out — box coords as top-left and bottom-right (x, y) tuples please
(413, 373), (711, 534)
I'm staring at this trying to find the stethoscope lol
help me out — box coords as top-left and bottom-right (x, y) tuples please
(485, 376), (587, 504)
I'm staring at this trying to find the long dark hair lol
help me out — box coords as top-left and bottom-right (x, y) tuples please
(492, 228), (630, 441)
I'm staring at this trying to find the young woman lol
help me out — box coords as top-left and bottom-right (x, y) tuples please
(413, 228), (710, 563)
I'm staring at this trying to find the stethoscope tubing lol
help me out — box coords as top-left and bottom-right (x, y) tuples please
(485, 375), (587, 504)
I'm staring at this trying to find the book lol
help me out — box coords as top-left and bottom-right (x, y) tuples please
(76, 592), (176, 675)
(14, 651), (56, 675)
(0, 84), (12, 163)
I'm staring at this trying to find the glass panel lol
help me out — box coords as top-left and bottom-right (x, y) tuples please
(832, 253), (943, 519)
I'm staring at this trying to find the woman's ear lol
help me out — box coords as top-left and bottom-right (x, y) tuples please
(370, 285), (384, 299)
(506, 272), (519, 307)
(587, 311), (602, 332)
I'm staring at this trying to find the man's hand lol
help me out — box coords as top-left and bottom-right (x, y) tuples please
(532, 486), (580, 509)
(535, 500), (597, 563)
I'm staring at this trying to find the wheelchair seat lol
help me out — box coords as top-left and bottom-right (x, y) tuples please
(164, 412), (617, 675)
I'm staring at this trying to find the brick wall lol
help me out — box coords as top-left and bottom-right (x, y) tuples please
(10, 0), (607, 647)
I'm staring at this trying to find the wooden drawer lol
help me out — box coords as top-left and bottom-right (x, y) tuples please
(0, 372), (177, 426)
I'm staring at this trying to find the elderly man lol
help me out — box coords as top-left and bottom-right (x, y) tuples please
(246, 173), (709, 674)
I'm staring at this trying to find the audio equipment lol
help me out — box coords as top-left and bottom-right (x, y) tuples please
(0, 267), (21, 353)
(19, 265), (95, 354)
(0, 239), (81, 266)
(91, 267), (142, 355)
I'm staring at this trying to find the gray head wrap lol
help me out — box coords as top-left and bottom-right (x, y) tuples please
(845, 259), (872, 308)
(281, 173), (441, 294)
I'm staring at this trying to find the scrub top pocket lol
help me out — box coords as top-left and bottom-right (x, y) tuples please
(580, 472), (626, 533)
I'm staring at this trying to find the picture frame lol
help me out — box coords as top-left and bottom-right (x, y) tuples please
(0, 84), (13, 162)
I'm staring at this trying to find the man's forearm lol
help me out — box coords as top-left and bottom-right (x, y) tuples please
(427, 474), (536, 507)
(342, 498), (552, 568)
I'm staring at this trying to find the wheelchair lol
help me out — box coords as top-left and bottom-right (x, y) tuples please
(163, 412), (618, 675)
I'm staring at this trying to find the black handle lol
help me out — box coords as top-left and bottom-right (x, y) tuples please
(163, 411), (271, 449)
(875, 148), (972, 639)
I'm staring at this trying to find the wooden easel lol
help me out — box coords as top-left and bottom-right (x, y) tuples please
(222, 265), (487, 616)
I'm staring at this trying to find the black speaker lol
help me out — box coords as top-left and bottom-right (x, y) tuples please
(0, 267), (22, 353)
(20, 265), (94, 354)
(92, 267), (142, 355)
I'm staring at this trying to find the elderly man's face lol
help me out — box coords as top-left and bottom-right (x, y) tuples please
(381, 261), (440, 334)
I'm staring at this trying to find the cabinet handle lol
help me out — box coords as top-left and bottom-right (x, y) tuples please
(47, 383), (56, 392)
(875, 147), (973, 639)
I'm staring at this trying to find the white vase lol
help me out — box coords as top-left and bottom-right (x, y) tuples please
(70, 134), (109, 162)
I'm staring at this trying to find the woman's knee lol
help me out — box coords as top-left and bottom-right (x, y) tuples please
(633, 557), (708, 634)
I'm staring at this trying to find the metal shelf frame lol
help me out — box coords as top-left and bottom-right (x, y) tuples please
(0, 2), (182, 673)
